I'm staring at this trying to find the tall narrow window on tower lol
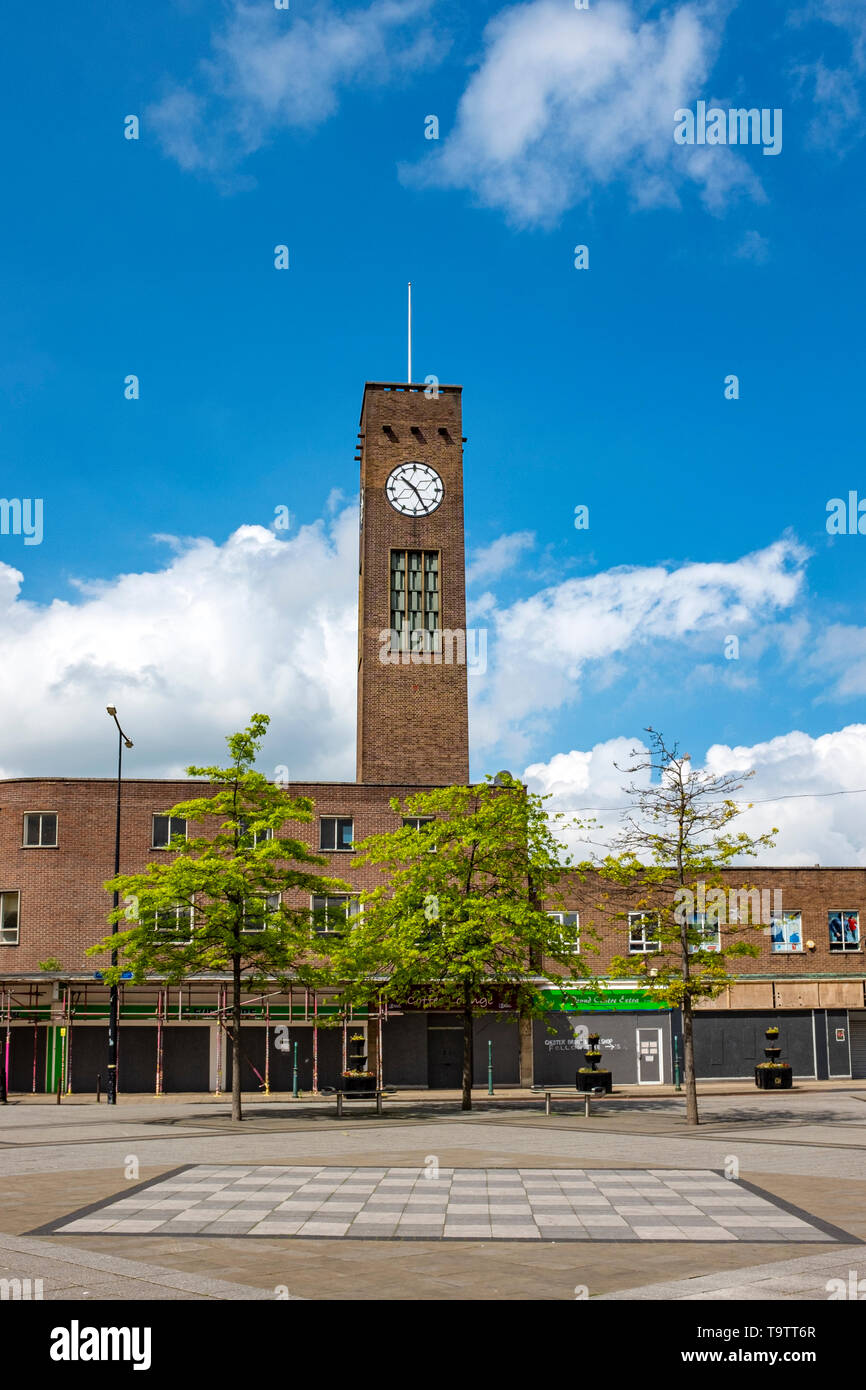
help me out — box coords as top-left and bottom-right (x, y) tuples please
(390, 550), (439, 652)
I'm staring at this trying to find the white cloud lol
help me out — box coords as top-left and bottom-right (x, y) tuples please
(526, 723), (866, 865)
(788, 1), (866, 151)
(470, 537), (809, 756)
(0, 513), (359, 781)
(403, 0), (760, 227)
(149, 0), (445, 180)
(733, 228), (769, 263)
(466, 530), (535, 585)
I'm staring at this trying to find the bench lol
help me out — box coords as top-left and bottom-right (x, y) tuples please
(335, 1089), (384, 1117)
(535, 1087), (607, 1117)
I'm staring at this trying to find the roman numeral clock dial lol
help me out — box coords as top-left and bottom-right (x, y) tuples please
(385, 461), (444, 517)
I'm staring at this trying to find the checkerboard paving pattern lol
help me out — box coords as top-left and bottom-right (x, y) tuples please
(42, 1166), (849, 1242)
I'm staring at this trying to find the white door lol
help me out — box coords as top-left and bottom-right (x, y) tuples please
(637, 1027), (663, 1084)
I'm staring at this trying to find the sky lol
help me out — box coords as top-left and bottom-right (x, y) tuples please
(2, 0), (866, 862)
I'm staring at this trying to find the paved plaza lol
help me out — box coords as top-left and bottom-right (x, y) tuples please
(38, 1163), (848, 1244)
(1, 1086), (865, 1299)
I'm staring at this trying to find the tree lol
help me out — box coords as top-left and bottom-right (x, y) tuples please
(88, 714), (347, 1121)
(593, 729), (776, 1126)
(328, 776), (590, 1111)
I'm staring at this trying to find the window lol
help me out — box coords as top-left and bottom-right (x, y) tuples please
(23, 813), (57, 847)
(686, 913), (720, 953)
(0, 891), (19, 946)
(242, 893), (281, 932)
(829, 910), (860, 953)
(770, 910), (803, 953)
(152, 815), (187, 849)
(311, 894), (361, 935)
(390, 550), (440, 650)
(547, 911), (580, 953)
(238, 820), (273, 847)
(153, 903), (193, 942)
(403, 816), (436, 849)
(629, 912), (660, 953)
(320, 817), (354, 851)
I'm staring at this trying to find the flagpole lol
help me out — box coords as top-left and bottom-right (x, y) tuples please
(407, 281), (412, 384)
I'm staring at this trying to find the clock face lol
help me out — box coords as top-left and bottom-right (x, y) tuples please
(385, 461), (444, 517)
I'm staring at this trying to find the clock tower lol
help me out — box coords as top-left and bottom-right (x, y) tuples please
(356, 381), (470, 785)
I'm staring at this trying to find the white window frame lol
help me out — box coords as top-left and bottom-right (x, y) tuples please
(152, 815), (187, 850)
(22, 812), (58, 848)
(242, 893), (281, 933)
(402, 816), (436, 850)
(828, 909), (860, 953)
(319, 816), (354, 852)
(686, 912), (721, 953)
(770, 909), (803, 954)
(311, 893), (361, 935)
(0, 890), (20, 946)
(628, 911), (661, 954)
(153, 902), (194, 943)
(546, 910), (580, 954)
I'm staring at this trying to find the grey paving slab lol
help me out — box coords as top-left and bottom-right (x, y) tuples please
(29, 1164), (854, 1244)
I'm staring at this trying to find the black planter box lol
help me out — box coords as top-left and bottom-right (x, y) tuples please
(342, 1074), (376, 1097)
(576, 1070), (612, 1094)
(755, 1065), (792, 1090)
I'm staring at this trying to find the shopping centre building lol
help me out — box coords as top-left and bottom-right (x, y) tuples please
(1, 381), (865, 1092)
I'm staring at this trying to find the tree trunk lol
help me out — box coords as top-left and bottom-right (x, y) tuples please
(231, 952), (243, 1123)
(682, 993), (699, 1126)
(461, 982), (473, 1112)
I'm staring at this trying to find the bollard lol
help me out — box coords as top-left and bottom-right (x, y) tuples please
(487, 1040), (494, 1096)
(336, 1091), (343, 1118)
(292, 1040), (299, 1099)
(583, 1092), (590, 1118)
(545, 1091), (551, 1116)
(376, 1090), (382, 1116)
(96, 1073), (101, 1104)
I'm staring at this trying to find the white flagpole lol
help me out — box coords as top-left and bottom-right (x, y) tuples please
(407, 281), (412, 384)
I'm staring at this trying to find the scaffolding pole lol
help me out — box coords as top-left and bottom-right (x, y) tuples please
(264, 1001), (270, 1095)
(312, 993), (318, 1094)
(155, 989), (164, 1096)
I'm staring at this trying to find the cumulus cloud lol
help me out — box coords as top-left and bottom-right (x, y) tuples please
(525, 724), (866, 865)
(149, 0), (445, 180)
(403, 0), (760, 226)
(466, 530), (535, 585)
(0, 513), (359, 781)
(470, 537), (809, 756)
(788, 1), (866, 151)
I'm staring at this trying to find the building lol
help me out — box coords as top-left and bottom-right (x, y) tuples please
(1, 380), (865, 1092)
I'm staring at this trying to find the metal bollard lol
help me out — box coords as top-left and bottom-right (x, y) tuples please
(96, 1073), (101, 1104)
(336, 1091), (343, 1118)
(583, 1092), (591, 1118)
(545, 1091), (551, 1116)
(376, 1090), (382, 1116)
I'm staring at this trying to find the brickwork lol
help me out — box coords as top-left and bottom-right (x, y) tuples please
(356, 383), (469, 785)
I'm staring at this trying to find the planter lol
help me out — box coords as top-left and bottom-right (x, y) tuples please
(342, 1073), (377, 1097)
(576, 1069), (612, 1094)
(755, 1065), (792, 1090)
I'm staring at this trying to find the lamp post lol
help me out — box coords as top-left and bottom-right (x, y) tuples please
(106, 707), (133, 1106)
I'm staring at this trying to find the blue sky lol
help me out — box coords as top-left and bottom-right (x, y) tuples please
(3, 0), (866, 859)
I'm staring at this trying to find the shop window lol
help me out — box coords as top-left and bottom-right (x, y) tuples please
(770, 910), (803, 953)
(828, 910), (860, 953)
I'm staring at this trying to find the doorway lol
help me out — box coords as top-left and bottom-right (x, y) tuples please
(427, 1017), (464, 1088)
(636, 1026), (663, 1084)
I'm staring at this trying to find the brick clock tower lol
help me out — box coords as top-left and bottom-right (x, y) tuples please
(356, 382), (470, 785)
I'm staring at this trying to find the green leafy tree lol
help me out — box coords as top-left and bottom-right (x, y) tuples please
(328, 776), (591, 1111)
(593, 729), (776, 1126)
(88, 714), (347, 1121)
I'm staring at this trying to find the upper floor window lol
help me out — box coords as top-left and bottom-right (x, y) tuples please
(238, 819), (274, 848)
(152, 815), (187, 849)
(23, 813), (57, 847)
(628, 912), (660, 953)
(770, 910), (803, 953)
(0, 891), (19, 946)
(311, 893), (361, 935)
(320, 816), (354, 851)
(829, 910), (860, 953)
(242, 893), (281, 933)
(152, 902), (193, 942)
(403, 816), (436, 849)
(547, 911), (580, 953)
(390, 550), (440, 650)
(686, 913), (720, 953)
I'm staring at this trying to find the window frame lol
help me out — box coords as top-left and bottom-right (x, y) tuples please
(22, 812), (58, 848)
(319, 816), (355, 852)
(241, 893), (281, 933)
(402, 815), (436, 850)
(828, 909), (860, 954)
(769, 909), (804, 954)
(628, 911), (661, 954)
(546, 910), (580, 954)
(151, 815), (188, 850)
(686, 912), (721, 954)
(389, 548), (442, 652)
(310, 893), (361, 936)
(152, 901), (194, 943)
(0, 890), (20, 946)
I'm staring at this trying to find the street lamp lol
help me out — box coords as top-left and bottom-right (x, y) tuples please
(106, 707), (133, 1106)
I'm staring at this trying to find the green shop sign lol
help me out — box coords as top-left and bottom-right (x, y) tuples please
(543, 986), (666, 1013)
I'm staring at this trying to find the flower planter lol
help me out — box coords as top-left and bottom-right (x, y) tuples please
(576, 1069), (612, 1094)
(755, 1065), (792, 1090)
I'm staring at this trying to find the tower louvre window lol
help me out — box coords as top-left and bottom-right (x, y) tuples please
(390, 550), (439, 649)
